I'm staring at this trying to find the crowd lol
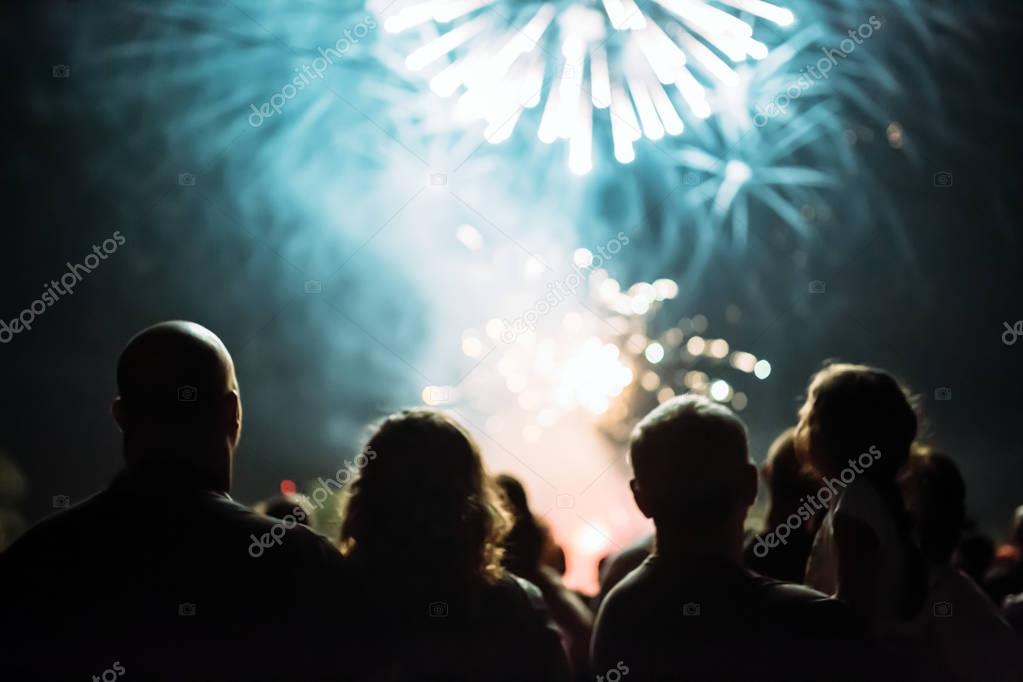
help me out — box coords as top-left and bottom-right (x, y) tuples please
(0, 320), (1020, 681)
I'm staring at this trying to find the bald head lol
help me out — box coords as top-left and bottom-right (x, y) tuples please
(113, 321), (241, 489)
(117, 321), (236, 411)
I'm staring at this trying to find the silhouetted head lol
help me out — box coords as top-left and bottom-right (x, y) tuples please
(495, 473), (544, 577)
(628, 395), (755, 546)
(796, 363), (917, 482)
(496, 474), (530, 519)
(543, 541), (567, 575)
(339, 409), (511, 584)
(899, 446), (966, 565)
(762, 427), (820, 516)
(112, 321), (241, 491)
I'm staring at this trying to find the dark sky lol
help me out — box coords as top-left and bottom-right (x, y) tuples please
(2, 2), (1021, 540)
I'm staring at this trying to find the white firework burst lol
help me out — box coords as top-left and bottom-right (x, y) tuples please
(377, 0), (796, 173)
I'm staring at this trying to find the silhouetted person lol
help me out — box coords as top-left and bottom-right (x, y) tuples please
(899, 447), (1017, 680)
(0, 321), (346, 680)
(337, 409), (570, 681)
(599, 429), (823, 606)
(797, 364), (944, 680)
(497, 473), (594, 680)
(744, 427), (823, 582)
(798, 364), (926, 631)
(592, 395), (860, 682)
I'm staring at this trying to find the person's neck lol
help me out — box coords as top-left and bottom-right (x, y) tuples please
(652, 523), (744, 566)
(122, 441), (229, 493)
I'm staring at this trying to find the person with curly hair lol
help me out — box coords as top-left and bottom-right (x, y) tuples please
(338, 408), (570, 681)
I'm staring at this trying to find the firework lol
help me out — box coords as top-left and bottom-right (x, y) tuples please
(378, 0), (797, 173)
(427, 257), (770, 445)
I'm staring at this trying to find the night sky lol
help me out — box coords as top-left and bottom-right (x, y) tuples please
(2, 1), (1021, 552)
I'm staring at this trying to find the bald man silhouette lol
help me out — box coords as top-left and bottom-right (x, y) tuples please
(113, 320), (242, 491)
(0, 322), (347, 680)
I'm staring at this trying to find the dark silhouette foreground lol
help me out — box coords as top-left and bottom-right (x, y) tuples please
(0, 322), (345, 680)
(1, 324), (1020, 681)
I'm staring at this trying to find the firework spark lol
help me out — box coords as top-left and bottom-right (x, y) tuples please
(379, 0), (796, 173)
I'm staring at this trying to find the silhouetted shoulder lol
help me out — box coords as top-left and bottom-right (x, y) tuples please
(508, 573), (547, 607)
(208, 493), (341, 556)
(0, 491), (107, 569)
(481, 572), (562, 632)
(752, 573), (860, 636)
(591, 559), (661, 676)
(751, 574), (867, 680)
(486, 573), (572, 682)
(596, 554), (662, 616)
(597, 534), (653, 603)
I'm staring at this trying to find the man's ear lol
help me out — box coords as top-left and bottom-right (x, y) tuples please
(222, 389), (242, 443)
(111, 397), (127, 433)
(630, 478), (653, 519)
